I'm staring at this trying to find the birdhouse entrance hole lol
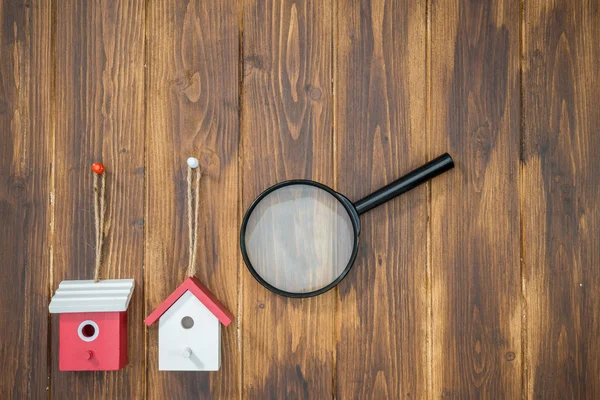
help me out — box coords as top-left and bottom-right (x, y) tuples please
(82, 324), (95, 337)
(78, 320), (99, 342)
(181, 316), (194, 329)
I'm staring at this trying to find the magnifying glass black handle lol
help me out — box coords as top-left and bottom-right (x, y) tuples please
(354, 153), (454, 215)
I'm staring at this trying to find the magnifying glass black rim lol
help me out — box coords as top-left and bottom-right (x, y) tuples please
(240, 179), (361, 298)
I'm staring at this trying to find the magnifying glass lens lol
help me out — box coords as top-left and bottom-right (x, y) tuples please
(244, 184), (355, 294)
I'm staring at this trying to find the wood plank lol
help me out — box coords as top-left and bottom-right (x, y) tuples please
(429, 0), (522, 397)
(0, 0), (52, 398)
(145, 0), (240, 398)
(523, 1), (600, 398)
(52, 0), (145, 397)
(241, 0), (334, 397)
(334, 0), (428, 398)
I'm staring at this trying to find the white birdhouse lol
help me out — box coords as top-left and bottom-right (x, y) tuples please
(144, 277), (234, 371)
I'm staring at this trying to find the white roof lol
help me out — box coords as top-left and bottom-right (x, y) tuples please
(49, 279), (135, 313)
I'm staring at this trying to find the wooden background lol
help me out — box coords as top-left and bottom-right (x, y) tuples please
(1, 0), (598, 398)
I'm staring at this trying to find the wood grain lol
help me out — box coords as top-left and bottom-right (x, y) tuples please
(0, 0), (52, 398)
(523, 1), (600, 398)
(3, 1), (600, 398)
(334, 0), (428, 398)
(145, 0), (240, 398)
(429, 0), (522, 397)
(52, 0), (145, 397)
(242, 0), (334, 397)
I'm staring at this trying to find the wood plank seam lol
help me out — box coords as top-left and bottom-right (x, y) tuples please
(519, 0), (528, 398)
(142, 0), (148, 396)
(331, 1), (336, 398)
(237, 1), (245, 399)
(426, 0), (433, 398)
(49, 0), (57, 397)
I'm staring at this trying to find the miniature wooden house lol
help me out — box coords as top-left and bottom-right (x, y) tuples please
(144, 277), (234, 371)
(49, 279), (135, 371)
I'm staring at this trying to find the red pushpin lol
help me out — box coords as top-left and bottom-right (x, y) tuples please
(91, 163), (105, 175)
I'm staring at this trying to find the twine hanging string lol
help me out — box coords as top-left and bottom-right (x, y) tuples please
(92, 163), (106, 282)
(186, 157), (202, 277)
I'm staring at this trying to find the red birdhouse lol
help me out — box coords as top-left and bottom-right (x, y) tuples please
(49, 279), (135, 371)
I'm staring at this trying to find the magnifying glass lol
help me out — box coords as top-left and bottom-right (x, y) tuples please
(240, 153), (454, 298)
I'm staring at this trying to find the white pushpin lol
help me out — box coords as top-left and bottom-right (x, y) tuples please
(187, 157), (199, 169)
(182, 347), (192, 358)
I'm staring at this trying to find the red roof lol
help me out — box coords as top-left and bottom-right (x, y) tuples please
(144, 277), (234, 326)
